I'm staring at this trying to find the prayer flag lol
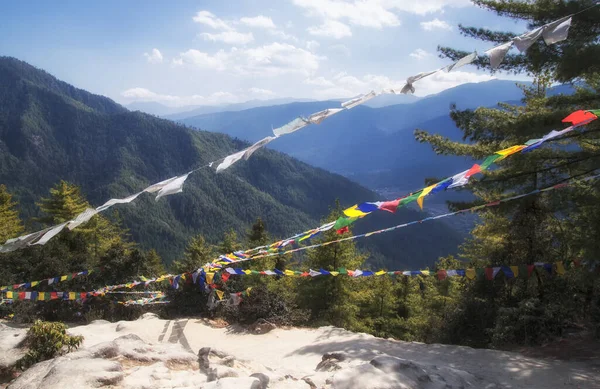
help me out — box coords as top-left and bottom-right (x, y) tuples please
(378, 199), (401, 213)
(343, 205), (370, 218)
(375, 270), (386, 276)
(556, 262), (566, 275)
(417, 184), (436, 210)
(357, 202), (381, 213)
(495, 145), (526, 160)
(69, 292), (76, 300)
(216, 290), (224, 300)
(466, 269), (476, 280)
(398, 191), (422, 208)
(216, 149), (246, 173)
(501, 266), (514, 279)
(446, 51), (477, 72)
(513, 27), (544, 52)
(336, 226), (349, 234)
(485, 41), (513, 69)
(510, 266), (519, 278)
(431, 179), (453, 194)
(437, 270), (447, 280)
(562, 110), (597, 126)
(155, 174), (190, 201)
(333, 216), (358, 230)
(542, 16), (572, 45)
(273, 117), (310, 136)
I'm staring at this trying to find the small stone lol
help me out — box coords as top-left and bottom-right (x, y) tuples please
(221, 356), (236, 367)
(250, 372), (270, 389)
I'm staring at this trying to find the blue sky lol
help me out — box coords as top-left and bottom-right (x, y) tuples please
(1, 0), (531, 107)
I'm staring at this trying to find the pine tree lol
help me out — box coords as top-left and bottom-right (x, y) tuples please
(299, 201), (367, 327)
(0, 185), (24, 243)
(172, 235), (214, 273)
(414, 0), (600, 345)
(37, 181), (90, 224)
(246, 217), (268, 247)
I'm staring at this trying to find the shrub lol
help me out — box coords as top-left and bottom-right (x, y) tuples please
(16, 320), (83, 369)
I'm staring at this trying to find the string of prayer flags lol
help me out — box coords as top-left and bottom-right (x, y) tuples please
(308, 108), (344, 124)
(341, 91), (378, 109)
(445, 52), (477, 72)
(155, 173), (190, 201)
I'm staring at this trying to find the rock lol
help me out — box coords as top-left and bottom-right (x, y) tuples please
(221, 356), (236, 367)
(214, 365), (240, 379)
(139, 312), (159, 320)
(250, 372), (270, 389)
(301, 376), (317, 388)
(370, 356), (430, 381)
(121, 361), (207, 388)
(249, 319), (276, 335)
(202, 377), (261, 389)
(322, 351), (348, 362)
(9, 358), (124, 389)
(315, 352), (347, 372)
(0, 323), (27, 370)
(199, 347), (212, 372)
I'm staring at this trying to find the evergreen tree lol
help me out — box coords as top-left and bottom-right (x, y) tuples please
(415, 0), (600, 345)
(298, 201), (367, 327)
(37, 181), (90, 224)
(171, 235), (214, 274)
(0, 185), (24, 243)
(246, 217), (268, 247)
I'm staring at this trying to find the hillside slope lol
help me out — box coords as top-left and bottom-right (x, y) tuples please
(0, 57), (462, 267)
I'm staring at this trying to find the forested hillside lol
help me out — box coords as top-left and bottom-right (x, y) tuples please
(0, 56), (462, 267)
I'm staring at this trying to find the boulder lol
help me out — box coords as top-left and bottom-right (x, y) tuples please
(249, 319), (276, 335)
(0, 323), (27, 370)
(250, 372), (270, 389)
(202, 377), (261, 389)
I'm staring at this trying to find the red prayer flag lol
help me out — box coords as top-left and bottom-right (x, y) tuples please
(485, 267), (494, 280)
(437, 270), (447, 280)
(50, 292), (58, 300)
(336, 226), (349, 234)
(379, 199), (401, 213)
(221, 272), (230, 282)
(301, 272), (310, 277)
(18, 292), (26, 300)
(527, 265), (535, 277)
(80, 293), (87, 300)
(465, 164), (481, 178)
(562, 110), (597, 126)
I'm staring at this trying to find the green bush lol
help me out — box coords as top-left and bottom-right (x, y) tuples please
(16, 320), (83, 369)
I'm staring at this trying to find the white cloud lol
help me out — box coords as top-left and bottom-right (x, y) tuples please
(329, 43), (351, 57)
(306, 40), (320, 51)
(304, 70), (494, 99)
(200, 31), (254, 45)
(415, 70), (495, 95)
(173, 43), (321, 76)
(121, 88), (244, 106)
(293, 0), (400, 28)
(193, 10), (233, 30)
(307, 20), (352, 39)
(143, 48), (163, 64)
(409, 48), (431, 60)
(420, 18), (453, 31)
(248, 87), (276, 97)
(240, 15), (276, 29)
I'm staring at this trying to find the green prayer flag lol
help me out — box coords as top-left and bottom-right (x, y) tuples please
(333, 217), (358, 230)
(518, 265), (529, 279)
(475, 268), (485, 279)
(398, 191), (422, 208)
(338, 267), (348, 275)
(587, 109), (600, 116)
(481, 154), (502, 170)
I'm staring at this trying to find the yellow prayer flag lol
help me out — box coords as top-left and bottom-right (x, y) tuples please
(181, 274), (187, 281)
(420, 270), (430, 276)
(140, 276), (148, 281)
(343, 205), (369, 218)
(206, 272), (214, 284)
(466, 269), (476, 280)
(6, 292), (13, 299)
(60, 275), (68, 281)
(38, 292), (45, 301)
(243, 270), (252, 275)
(69, 292), (76, 300)
(330, 271), (339, 277)
(510, 266), (519, 278)
(556, 262), (566, 275)
(417, 184), (436, 210)
(495, 145), (525, 160)
(246, 287), (252, 296)
(284, 270), (295, 276)
(375, 270), (386, 276)
(216, 290), (224, 300)
(31, 281), (39, 287)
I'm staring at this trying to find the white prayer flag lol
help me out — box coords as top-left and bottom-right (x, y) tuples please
(33, 223), (69, 246)
(485, 41), (513, 69)
(155, 174), (190, 201)
(243, 136), (277, 160)
(96, 192), (143, 212)
(308, 108), (344, 124)
(68, 208), (98, 230)
(273, 117), (310, 136)
(513, 27), (544, 52)
(447, 52), (478, 72)
(341, 91), (378, 109)
(542, 16), (572, 45)
(447, 169), (471, 189)
(216, 149), (246, 173)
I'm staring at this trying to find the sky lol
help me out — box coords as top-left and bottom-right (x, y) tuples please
(0, 0), (532, 107)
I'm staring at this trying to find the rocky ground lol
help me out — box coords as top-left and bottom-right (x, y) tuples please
(1, 313), (599, 389)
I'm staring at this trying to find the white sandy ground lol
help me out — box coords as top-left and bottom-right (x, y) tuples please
(2, 314), (600, 388)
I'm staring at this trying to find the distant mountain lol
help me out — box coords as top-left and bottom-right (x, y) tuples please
(125, 101), (198, 116)
(0, 56), (463, 268)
